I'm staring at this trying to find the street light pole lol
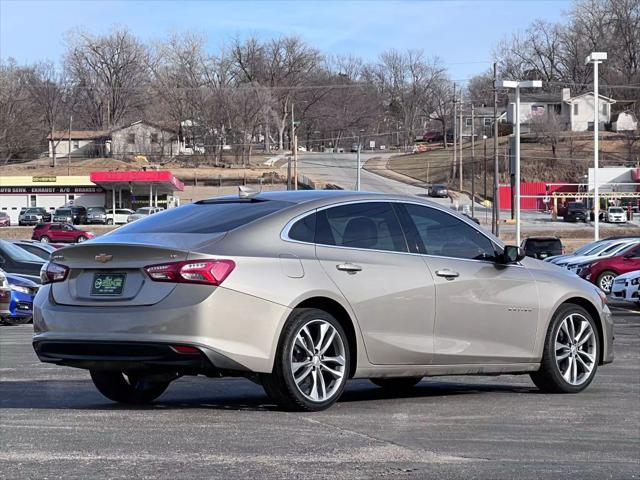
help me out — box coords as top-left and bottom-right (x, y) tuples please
(497, 79), (542, 246)
(356, 129), (364, 191)
(586, 52), (607, 241)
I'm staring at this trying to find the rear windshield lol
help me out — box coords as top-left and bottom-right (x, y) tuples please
(113, 200), (294, 234)
(0, 240), (44, 263)
(526, 239), (562, 252)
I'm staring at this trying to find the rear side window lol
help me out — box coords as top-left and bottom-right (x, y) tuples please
(288, 213), (316, 243)
(400, 203), (497, 260)
(113, 200), (294, 234)
(315, 202), (407, 253)
(526, 239), (562, 252)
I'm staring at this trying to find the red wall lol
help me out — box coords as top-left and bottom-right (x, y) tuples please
(499, 182), (578, 210)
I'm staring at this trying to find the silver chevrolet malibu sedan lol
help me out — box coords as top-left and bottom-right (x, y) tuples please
(33, 191), (613, 411)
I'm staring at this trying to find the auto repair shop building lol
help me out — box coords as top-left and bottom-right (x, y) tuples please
(0, 175), (105, 224)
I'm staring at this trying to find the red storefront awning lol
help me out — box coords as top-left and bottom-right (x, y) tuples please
(90, 170), (184, 194)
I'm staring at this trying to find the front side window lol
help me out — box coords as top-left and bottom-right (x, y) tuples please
(314, 202), (407, 253)
(399, 203), (497, 261)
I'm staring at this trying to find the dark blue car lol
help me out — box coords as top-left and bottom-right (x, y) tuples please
(0, 272), (39, 325)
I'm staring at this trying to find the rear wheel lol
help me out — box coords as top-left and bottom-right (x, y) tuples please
(596, 270), (617, 293)
(370, 377), (422, 390)
(40, 236), (50, 243)
(261, 308), (350, 411)
(530, 304), (599, 393)
(90, 370), (169, 404)
(106, 218), (113, 225)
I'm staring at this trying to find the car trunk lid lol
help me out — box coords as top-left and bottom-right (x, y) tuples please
(50, 233), (225, 306)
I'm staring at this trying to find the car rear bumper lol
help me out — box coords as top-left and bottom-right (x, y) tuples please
(32, 284), (291, 373)
(32, 339), (247, 374)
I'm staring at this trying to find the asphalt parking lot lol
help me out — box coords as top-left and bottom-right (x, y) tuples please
(1, 308), (638, 480)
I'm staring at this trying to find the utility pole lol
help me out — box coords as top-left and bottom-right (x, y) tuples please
(459, 91), (463, 192)
(471, 103), (475, 218)
(493, 62), (500, 236)
(453, 83), (457, 183)
(586, 52), (607, 241)
(356, 129), (364, 191)
(68, 115), (72, 176)
(288, 102), (294, 190)
(484, 135), (488, 225)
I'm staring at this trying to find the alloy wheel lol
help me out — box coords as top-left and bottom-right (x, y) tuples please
(554, 313), (597, 386)
(289, 319), (346, 402)
(598, 274), (615, 293)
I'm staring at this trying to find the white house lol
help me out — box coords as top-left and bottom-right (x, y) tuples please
(611, 111), (638, 132)
(506, 88), (616, 133)
(110, 121), (184, 159)
(48, 130), (110, 158)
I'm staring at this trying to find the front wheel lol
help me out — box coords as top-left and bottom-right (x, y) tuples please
(596, 270), (617, 293)
(106, 219), (113, 225)
(90, 371), (169, 404)
(261, 308), (350, 411)
(530, 304), (599, 393)
(76, 235), (87, 243)
(370, 377), (422, 390)
(40, 236), (50, 243)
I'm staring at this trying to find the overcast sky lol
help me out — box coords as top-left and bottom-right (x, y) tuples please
(0, 0), (572, 82)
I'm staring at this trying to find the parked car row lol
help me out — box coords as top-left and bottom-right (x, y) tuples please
(14, 206), (156, 226)
(543, 236), (640, 293)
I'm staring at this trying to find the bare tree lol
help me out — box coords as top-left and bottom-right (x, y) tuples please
(22, 62), (71, 166)
(65, 28), (150, 129)
(531, 112), (563, 159)
(0, 59), (43, 163)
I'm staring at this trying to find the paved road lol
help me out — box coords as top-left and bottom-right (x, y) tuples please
(1, 309), (638, 479)
(293, 153), (449, 200)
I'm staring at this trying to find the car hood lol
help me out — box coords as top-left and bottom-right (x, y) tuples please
(611, 270), (640, 282)
(5, 273), (40, 288)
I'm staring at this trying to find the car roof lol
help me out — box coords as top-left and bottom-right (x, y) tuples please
(525, 236), (561, 241)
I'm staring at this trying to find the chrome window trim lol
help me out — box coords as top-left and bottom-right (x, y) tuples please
(280, 199), (523, 267)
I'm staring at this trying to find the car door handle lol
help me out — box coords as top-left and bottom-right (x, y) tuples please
(336, 263), (362, 274)
(435, 269), (459, 279)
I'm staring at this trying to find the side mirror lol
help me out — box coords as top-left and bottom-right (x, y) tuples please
(500, 245), (525, 264)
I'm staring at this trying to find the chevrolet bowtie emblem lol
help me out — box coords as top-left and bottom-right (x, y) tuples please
(95, 253), (113, 263)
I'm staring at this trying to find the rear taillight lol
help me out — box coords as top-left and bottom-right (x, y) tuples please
(561, 248), (566, 255)
(41, 262), (69, 284)
(144, 260), (235, 286)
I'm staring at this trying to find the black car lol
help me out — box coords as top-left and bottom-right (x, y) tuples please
(0, 239), (45, 278)
(11, 240), (60, 261)
(18, 207), (52, 226)
(429, 183), (449, 198)
(563, 202), (589, 222)
(53, 206), (87, 225)
(521, 236), (564, 260)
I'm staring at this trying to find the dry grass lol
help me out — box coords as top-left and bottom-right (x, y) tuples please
(386, 132), (639, 198)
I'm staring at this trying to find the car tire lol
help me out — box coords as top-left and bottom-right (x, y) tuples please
(106, 219), (114, 225)
(76, 236), (87, 243)
(370, 377), (422, 390)
(596, 270), (617, 293)
(261, 308), (350, 412)
(530, 304), (599, 394)
(40, 236), (50, 243)
(90, 370), (169, 404)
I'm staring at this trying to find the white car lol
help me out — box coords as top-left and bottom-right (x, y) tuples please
(610, 270), (640, 305)
(107, 209), (135, 225)
(126, 207), (164, 223)
(606, 207), (627, 223)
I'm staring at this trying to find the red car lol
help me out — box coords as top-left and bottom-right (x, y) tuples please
(32, 223), (95, 244)
(579, 243), (640, 293)
(0, 212), (10, 227)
